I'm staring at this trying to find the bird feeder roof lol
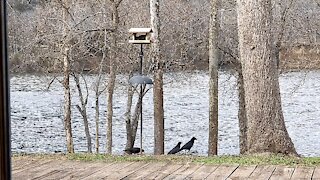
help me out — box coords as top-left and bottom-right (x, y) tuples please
(129, 28), (152, 33)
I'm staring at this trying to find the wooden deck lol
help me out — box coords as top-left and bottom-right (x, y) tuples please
(12, 158), (320, 179)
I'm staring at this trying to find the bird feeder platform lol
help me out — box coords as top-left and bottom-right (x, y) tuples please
(129, 28), (153, 44)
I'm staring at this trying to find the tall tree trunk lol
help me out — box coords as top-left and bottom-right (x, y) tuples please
(125, 79), (134, 149)
(237, 0), (297, 155)
(62, 0), (73, 154)
(63, 48), (73, 153)
(151, 0), (164, 155)
(208, 0), (219, 156)
(106, 0), (121, 154)
(106, 37), (116, 154)
(237, 65), (248, 154)
(95, 32), (107, 154)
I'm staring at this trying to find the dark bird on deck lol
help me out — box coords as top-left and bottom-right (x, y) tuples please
(168, 142), (182, 154)
(179, 137), (197, 152)
(124, 147), (144, 154)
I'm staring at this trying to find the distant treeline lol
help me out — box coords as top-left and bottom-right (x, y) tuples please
(7, 0), (320, 73)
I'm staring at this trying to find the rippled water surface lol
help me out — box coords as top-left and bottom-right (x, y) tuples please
(11, 71), (320, 156)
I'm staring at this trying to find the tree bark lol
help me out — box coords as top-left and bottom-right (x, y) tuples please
(62, 0), (74, 154)
(151, 0), (164, 155)
(106, 37), (116, 154)
(94, 32), (107, 154)
(95, 92), (100, 153)
(237, 0), (297, 155)
(237, 66), (248, 154)
(74, 74), (92, 153)
(208, 0), (219, 156)
(125, 73), (134, 149)
(106, 0), (121, 154)
(63, 48), (74, 154)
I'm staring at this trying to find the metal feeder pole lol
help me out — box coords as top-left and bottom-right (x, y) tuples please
(139, 44), (143, 154)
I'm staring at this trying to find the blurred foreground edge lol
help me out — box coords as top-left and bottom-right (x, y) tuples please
(0, 0), (11, 179)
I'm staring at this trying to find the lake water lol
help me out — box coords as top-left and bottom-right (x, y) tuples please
(10, 71), (320, 157)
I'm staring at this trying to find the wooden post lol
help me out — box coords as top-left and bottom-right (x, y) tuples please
(0, 0), (11, 179)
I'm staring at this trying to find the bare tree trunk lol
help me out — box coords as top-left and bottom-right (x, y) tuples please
(125, 82), (134, 149)
(125, 73), (142, 150)
(95, 92), (100, 153)
(237, 66), (248, 154)
(208, 0), (219, 156)
(106, 38), (116, 154)
(151, 0), (164, 155)
(94, 71), (102, 154)
(237, 0), (297, 155)
(132, 97), (142, 143)
(94, 33), (107, 154)
(106, 0), (122, 154)
(62, 0), (73, 154)
(125, 82), (148, 151)
(63, 48), (73, 153)
(74, 74), (92, 153)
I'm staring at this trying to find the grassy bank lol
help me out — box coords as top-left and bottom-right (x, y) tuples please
(12, 153), (320, 166)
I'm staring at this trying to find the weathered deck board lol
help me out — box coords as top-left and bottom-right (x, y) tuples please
(80, 161), (134, 179)
(12, 158), (320, 180)
(269, 166), (295, 180)
(13, 160), (56, 179)
(31, 160), (76, 180)
(313, 167), (320, 179)
(15, 160), (83, 180)
(248, 165), (276, 180)
(163, 163), (203, 180)
(291, 166), (315, 179)
(146, 163), (184, 179)
(206, 165), (239, 180)
(122, 162), (167, 180)
(227, 165), (256, 179)
(13, 159), (52, 174)
(185, 164), (218, 179)
(47, 161), (112, 180)
(104, 161), (150, 179)
(12, 159), (34, 171)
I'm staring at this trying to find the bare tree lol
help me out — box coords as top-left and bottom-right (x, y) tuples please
(106, 0), (123, 154)
(124, 73), (145, 150)
(237, 0), (297, 155)
(73, 73), (92, 153)
(208, 0), (219, 156)
(125, 73), (135, 149)
(151, 0), (164, 155)
(61, 0), (74, 154)
(93, 30), (108, 153)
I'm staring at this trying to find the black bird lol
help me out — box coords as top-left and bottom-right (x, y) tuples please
(124, 147), (144, 154)
(168, 142), (182, 154)
(179, 137), (197, 153)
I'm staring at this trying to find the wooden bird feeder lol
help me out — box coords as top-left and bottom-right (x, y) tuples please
(129, 28), (153, 44)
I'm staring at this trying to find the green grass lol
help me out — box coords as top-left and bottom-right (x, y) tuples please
(13, 153), (320, 166)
